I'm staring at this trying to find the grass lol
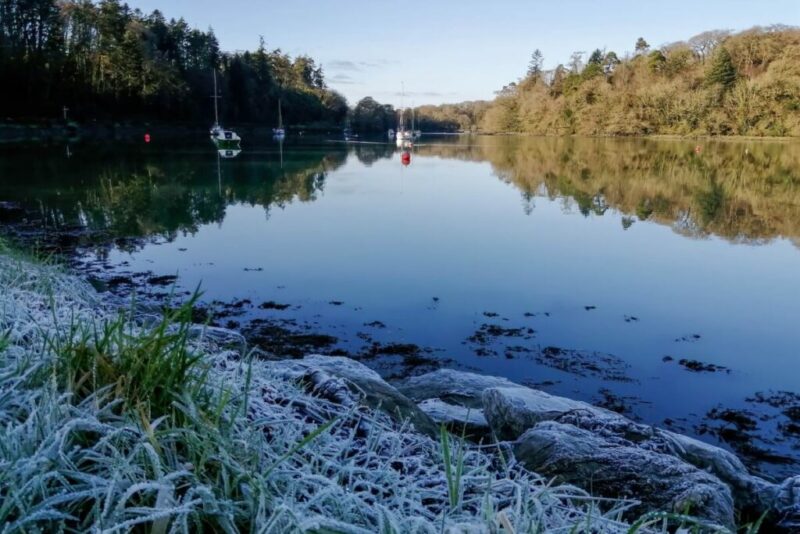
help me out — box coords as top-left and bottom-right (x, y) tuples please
(53, 295), (207, 420)
(0, 249), (753, 533)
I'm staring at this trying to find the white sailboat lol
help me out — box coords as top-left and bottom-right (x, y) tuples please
(273, 99), (286, 139)
(210, 70), (242, 149)
(395, 85), (417, 146)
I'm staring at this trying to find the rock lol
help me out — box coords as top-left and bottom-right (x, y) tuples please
(482, 386), (617, 440)
(514, 421), (735, 528)
(265, 356), (438, 437)
(188, 325), (247, 356)
(774, 476), (800, 530)
(417, 398), (490, 438)
(552, 409), (778, 513)
(657, 429), (778, 513)
(398, 369), (516, 408)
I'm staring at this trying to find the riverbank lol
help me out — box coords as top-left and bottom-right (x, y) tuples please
(0, 120), (345, 145)
(0, 241), (797, 531)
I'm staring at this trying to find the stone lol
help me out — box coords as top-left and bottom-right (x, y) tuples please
(264, 355), (438, 437)
(398, 369), (516, 408)
(774, 475), (800, 530)
(481, 386), (617, 440)
(514, 421), (736, 528)
(417, 398), (490, 438)
(188, 325), (247, 356)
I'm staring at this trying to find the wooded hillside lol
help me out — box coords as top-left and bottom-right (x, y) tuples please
(0, 0), (348, 126)
(417, 26), (800, 136)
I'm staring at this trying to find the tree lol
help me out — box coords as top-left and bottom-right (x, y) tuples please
(688, 30), (731, 63)
(706, 47), (737, 88)
(527, 49), (544, 78)
(587, 49), (604, 65)
(635, 37), (650, 54)
(647, 50), (667, 73)
(569, 51), (585, 73)
(603, 51), (620, 74)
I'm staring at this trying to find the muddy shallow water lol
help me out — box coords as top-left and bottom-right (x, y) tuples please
(2, 135), (800, 479)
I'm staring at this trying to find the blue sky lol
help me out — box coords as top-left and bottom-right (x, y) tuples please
(127, 0), (799, 106)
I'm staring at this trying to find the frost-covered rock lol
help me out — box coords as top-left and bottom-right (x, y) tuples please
(188, 325), (247, 356)
(774, 476), (800, 530)
(264, 355), (438, 436)
(482, 385), (781, 519)
(514, 421), (736, 528)
(482, 386), (617, 440)
(417, 398), (490, 437)
(398, 369), (516, 408)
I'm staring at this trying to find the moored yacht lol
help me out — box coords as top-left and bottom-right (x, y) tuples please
(210, 70), (242, 149)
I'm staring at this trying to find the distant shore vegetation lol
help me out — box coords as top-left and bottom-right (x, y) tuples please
(413, 26), (800, 137)
(0, 0), (348, 127)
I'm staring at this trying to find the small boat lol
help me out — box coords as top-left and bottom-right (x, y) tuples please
(210, 70), (242, 149)
(273, 99), (286, 139)
(387, 128), (395, 140)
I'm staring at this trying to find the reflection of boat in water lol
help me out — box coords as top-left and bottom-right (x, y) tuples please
(272, 99), (286, 139)
(210, 69), (242, 149)
(218, 148), (241, 159)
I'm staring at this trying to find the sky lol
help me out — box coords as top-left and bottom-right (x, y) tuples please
(126, 0), (799, 107)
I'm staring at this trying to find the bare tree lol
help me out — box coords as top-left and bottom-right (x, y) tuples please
(688, 30), (731, 63)
(569, 51), (585, 73)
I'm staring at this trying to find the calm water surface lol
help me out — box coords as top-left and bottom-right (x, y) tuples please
(2, 136), (799, 478)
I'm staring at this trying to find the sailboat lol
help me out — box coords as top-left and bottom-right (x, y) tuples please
(273, 99), (286, 139)
(210, 70), (242, 149)
(395, 84), (415, 147)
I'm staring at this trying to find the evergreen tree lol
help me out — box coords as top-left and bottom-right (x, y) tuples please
(587, 49), (604, 65)
(706, 47), (737, 89)
(527, 49), (544, 78)
(635, 37), (650, 54)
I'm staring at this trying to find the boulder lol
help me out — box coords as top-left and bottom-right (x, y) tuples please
(774, 476), (800, 530)
(514, 421), (736, 528)
(188, 325), (247, 356)
(417, 398), (490, 438)
(398, 369), (516, 408)
(551, 409), (778, 513)
(264, 356), (438, 437)
(481, 386), (617, 440)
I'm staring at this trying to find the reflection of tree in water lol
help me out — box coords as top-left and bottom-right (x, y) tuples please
(0, 147), (347, 248)
(351, 143), (395, 166)
(419, 137), (800, 243)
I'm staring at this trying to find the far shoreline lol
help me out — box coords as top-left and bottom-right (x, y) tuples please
(1, 120), (799, 145)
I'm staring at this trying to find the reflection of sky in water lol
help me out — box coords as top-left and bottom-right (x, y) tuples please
(107, 150), (800, 418)
(4, 137), (799, 476)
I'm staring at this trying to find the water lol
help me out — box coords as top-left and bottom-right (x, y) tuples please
(2, 135), (799, 478)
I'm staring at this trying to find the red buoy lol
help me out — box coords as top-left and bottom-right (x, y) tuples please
(144, 133), (151, 143)
(401, 151), (411, 166)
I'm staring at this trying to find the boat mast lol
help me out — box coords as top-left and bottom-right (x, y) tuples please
(400, 82), (405, 131)
(212, 69), (220, 125)
(278, 99), (283, 129)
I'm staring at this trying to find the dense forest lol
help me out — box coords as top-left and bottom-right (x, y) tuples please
(0, 0), (348, 126)
(416, 26), (800, 136)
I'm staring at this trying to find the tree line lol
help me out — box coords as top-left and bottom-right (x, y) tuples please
(415, 26), (800, 137)
(0, 0), (348, 127)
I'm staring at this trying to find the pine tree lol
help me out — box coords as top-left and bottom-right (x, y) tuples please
(706, 47), (737, 89)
